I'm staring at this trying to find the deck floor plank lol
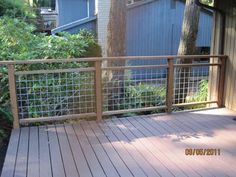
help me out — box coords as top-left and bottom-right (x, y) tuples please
(47, 125), (66, 177)
(105, 119), (161, 177)
(83, 121), (135, 177)
(72, 124), (106, 177)
(113, 118), (178, 177)
(64, 124), (93, 177)
(92, 121), (148, 177)
(27, 127), (39, 177)
(14, 127), (29, 177)
(56, 124), (79, 177)
(121, 117), (207, 177)
(133, 116), (215, 177)
(1, 129), (20, 177)
(143, 115), (235, 177)
(80, 121), (121, 177)
(38, 126), (52, 177)
(160, 115), (236, 176)
(2, 108), (236, 177)
(120, 117), (195, 177)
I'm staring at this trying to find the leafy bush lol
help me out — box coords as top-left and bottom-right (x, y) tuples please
(125, 83), (166, 109)
(0, 17), (101, 60)
(186, 79), (208, 109)
(0, 17), (101, 121)
(0, 0), (35, 18)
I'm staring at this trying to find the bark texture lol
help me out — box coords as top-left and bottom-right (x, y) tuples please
(176, 0), (200, 104)
(106, 0), (127, 110)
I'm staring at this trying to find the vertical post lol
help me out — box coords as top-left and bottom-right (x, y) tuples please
(166, 58), (174, 113)
(95, 60), (103, 121)
(218, 56), (226, 107)
(7, 65), (20, 128)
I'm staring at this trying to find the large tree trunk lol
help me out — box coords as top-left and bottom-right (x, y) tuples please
(106, 0), (126, 110)
(175, 0), (200, 104)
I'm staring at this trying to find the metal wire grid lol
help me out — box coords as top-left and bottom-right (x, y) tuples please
(173, 66), (209, 105)
(16, 71), (95, 119)
(102, 67), (167, 112)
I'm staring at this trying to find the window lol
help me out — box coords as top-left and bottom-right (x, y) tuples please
(34, 0), (56, 10)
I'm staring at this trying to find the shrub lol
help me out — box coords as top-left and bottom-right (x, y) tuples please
(0, 0), (35, 18)
(186, 79), (208, 109)
(0, 17), (101, 121)
(125, 83), (166, 109)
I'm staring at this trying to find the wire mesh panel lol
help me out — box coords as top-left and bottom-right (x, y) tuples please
(173, 65), (209, 105)
(102, 65), (167, 112)
(16, 70), (95, 119)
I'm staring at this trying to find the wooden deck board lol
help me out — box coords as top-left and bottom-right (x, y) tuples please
(64, 124), (93, 177)
(14, 127), (29, 177)
(38, 126), (52, 177)
(47, 125), (66, 177)
(56, 125), (79, 177)
(92, 121), (148, 177)
(1, 129), (20, 177)
(1, 108), (236, 177)
(27, 127), (39, 177)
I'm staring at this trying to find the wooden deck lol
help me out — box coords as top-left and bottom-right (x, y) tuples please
(1, 108), (236, 177)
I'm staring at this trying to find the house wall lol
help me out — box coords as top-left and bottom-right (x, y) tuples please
(126, 0), (213, 57)
(57, 0), (95, 26)
(126, 0), (213, 78)
(214, 0), (236, 111)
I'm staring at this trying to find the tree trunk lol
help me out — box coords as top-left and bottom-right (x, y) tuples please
(106, 0), (126, 110)
(175, 0), (200, 104)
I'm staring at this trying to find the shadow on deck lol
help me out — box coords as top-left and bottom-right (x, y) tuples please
(1, 108), (236, 177)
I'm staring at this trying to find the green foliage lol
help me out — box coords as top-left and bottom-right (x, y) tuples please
(125, 83), (166, 109)
(200, 0), (214, 6)
(0, 16), (101, 121)
(0, 17), (101, 60)
(186, 79), (208, 109)
(0, 0), (35, 18)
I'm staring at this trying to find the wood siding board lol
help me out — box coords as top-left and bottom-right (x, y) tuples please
(230, 13), (236, 109)
(0, 129), (20, 177)
(219, 0), (236, 111)
(227, 11), (236, 110)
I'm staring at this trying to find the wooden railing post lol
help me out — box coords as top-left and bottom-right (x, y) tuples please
(218, 56), (226, 107)
(7, 65), (20, 128)
(166, 58), (174, 113)
(95, 60), (103, 121)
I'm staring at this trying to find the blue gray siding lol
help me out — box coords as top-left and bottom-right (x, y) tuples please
(54, 0), (96, 34)
(126, 0), (213, 79)
(126, 0), (213, 57)
(57, 0), (95, 26)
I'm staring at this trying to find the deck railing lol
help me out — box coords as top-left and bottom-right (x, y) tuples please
(0, 55), (227, 128)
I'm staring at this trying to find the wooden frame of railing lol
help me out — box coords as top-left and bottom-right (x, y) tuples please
(0, 55), (227, 128)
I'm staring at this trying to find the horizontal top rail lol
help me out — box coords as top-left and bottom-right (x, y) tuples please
(0, 55), (227, 65)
